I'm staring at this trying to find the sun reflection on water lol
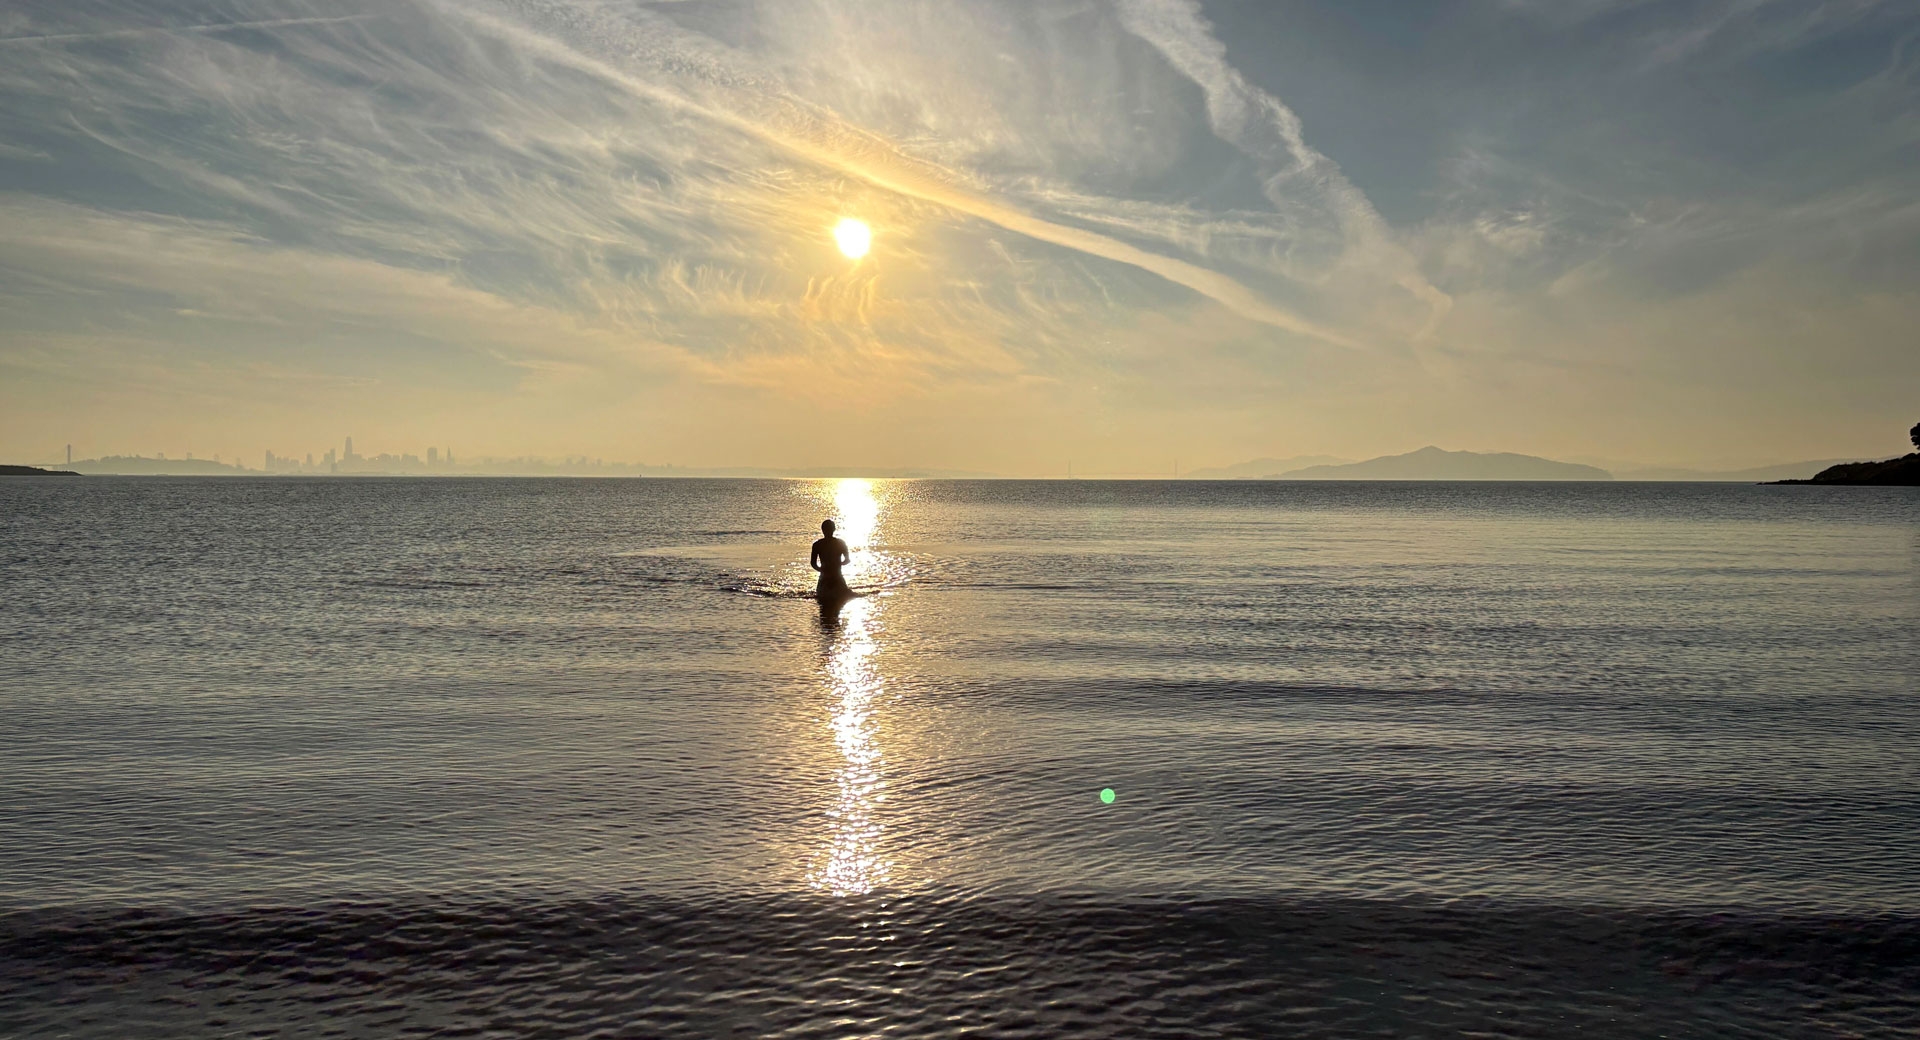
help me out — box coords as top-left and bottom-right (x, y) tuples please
(810, 593), (890, 896)
(805, 479), (897, 895)
(796, 477), (913, 594)
(832, 478), (880, 577)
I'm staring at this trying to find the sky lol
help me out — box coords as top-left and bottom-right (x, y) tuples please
(1, 0), (1916, 474)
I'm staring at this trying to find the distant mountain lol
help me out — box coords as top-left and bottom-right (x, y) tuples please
(1277, 446), (1611, 481)
(1185, 456), (1351, 479)
(69, 455), (250, 475)
(1613, 460), (1857, 482)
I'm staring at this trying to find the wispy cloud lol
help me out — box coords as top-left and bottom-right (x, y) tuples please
(0, 0), (1913, 469)
(449, 0), (1364, 346)
(1111, 0), (1453, 334)
(0, 14), (373, 46)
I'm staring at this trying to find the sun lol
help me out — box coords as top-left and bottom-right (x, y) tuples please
(833, 218), (871, 259)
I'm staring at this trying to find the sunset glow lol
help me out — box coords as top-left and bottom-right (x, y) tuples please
(3, 3), (1915, 1034)
(0, 0), (1911, 478)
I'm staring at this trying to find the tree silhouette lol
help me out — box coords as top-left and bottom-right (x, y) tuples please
(1911, 420), (1920, 453)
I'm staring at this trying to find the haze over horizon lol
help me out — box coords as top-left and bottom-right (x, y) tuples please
(3, 0), (1916, 475)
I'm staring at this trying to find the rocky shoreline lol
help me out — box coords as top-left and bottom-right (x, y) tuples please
(1, 464), (80, 477)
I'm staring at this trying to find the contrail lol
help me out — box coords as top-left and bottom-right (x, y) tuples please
(454, 2), (1363, 350)
(0, 15), (372, 46)
(1114, 0), (1452, 335)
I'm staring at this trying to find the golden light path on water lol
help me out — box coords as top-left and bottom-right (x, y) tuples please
(808, 478), (892, 896)
(812, 593), (888, 895)
(831, 478), (880, 566)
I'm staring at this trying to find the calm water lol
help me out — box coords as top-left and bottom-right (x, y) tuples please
(3, 477), (1918, 1037)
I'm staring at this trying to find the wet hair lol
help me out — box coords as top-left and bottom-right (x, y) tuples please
(821, 519), (836, 535)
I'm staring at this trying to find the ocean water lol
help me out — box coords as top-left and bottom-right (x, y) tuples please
(3, 476), (1917, 1037)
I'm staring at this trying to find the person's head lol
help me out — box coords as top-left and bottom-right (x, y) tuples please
(821, 519), (836, 536)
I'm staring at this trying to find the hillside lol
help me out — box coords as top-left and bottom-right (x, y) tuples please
(1774, 454), (1920, 486)
(1278, 446), (1612, 481)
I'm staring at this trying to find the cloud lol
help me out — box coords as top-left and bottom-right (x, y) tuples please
(0, 14), (372, 47)
(449, 0), (1364, 346)
(0, 194), (701, 383)
(1111, 0), (1453, 334)
(0, 0), (1913, 469)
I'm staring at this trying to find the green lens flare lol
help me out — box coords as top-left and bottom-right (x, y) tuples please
(1099, 788), (1115, 804)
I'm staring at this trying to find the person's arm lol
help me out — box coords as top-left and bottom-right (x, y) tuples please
(810, 542), (822, 572)
(839, 540), (851, 566)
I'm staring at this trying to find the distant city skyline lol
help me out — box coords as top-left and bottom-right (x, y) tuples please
(260, 437), (456, 474)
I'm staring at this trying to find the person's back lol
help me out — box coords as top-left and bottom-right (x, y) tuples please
(811, 535), (849, 578)
(810, 519), (852, 598)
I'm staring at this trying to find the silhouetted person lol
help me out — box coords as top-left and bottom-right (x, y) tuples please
(811, 519), (853, 602)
